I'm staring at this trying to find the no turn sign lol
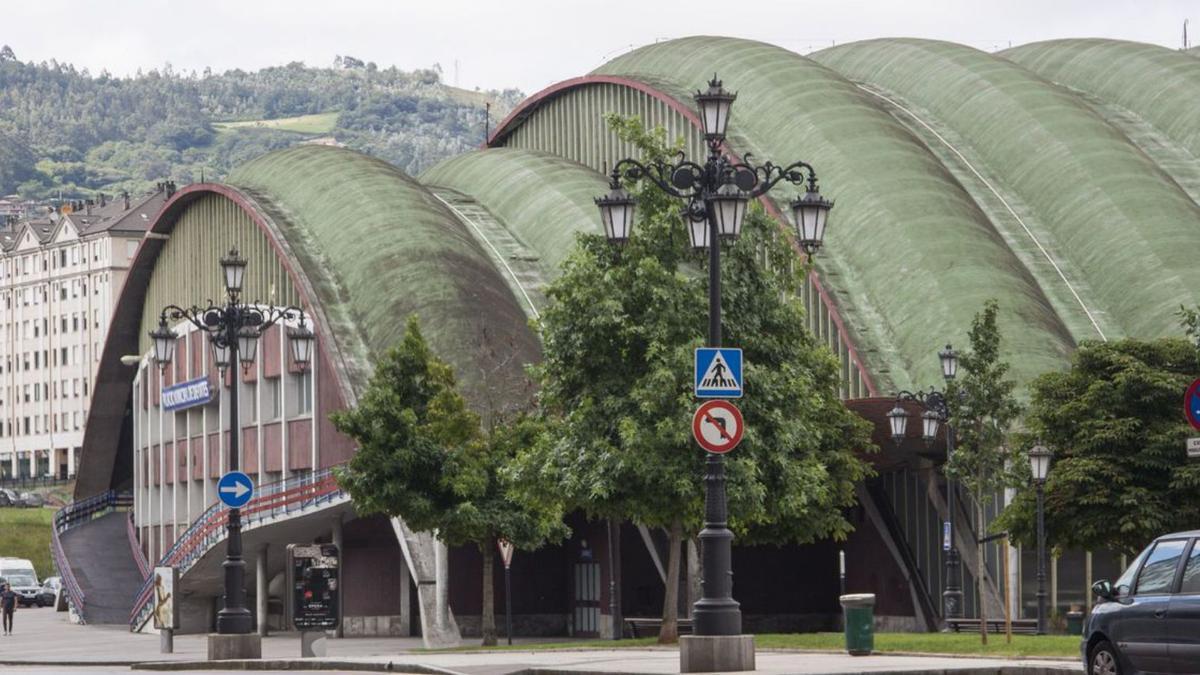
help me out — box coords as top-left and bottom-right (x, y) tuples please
(692, 400), (744, 454)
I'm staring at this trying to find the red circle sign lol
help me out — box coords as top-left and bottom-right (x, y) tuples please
(1185, 378), (1200, 431)
(692, 400), (744, 454)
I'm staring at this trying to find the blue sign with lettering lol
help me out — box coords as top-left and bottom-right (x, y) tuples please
(218, 471), (254, 509)
(162, 377), (215, 412)
(695, 348), (743, 398)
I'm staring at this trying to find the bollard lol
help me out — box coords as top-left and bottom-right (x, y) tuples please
(160, 627), (174, 654)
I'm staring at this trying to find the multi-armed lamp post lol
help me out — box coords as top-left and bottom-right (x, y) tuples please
(149, 248), (314, 636)
(595, 76), (832, 648)
(886, 344), (964, 621)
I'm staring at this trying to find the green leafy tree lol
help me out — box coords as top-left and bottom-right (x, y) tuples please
(509, 115), (872, 643)
(333, 317), (565, 645)
(998, 336), (1200, 558)
(946, 299), (1022, 644)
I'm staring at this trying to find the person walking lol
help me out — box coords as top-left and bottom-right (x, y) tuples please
(1, 582), (16, 635)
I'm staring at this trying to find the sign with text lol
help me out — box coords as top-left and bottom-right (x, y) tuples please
(287, 543), (340, 631)
(1188, 437), (1200, 459)
(161, 377), (215, 412)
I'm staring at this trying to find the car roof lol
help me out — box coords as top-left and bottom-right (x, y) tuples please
(1158, 530), (1200, 540)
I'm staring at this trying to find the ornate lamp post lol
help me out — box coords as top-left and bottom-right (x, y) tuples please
(887, 344), (964, 621)
(149, 247), (314, 636)
(1029, 443), (1053, 635)
(595, 76), (833, 642)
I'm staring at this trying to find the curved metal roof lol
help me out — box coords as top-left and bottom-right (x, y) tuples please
(420, 148), (605, 277)
(225, 145), (542, 406)
(593, 36), (1074, 392)
(1001, 39), (1200, 166)
(813, 38), (1200, 345)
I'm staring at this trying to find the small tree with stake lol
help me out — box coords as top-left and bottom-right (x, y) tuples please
(333, 317), (566, 646)
(945, 299), (1022, 644)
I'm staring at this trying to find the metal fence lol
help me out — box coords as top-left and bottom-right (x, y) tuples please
(129, 467), (345, 631)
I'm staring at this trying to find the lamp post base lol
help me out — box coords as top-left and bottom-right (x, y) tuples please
(680, 635), (755, 673)
(207, 633), (262, 660)
(942, 589), (964, 622)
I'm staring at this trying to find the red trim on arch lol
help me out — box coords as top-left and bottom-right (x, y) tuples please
(487, 76), (879, 397)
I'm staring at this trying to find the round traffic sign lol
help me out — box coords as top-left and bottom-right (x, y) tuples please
(692, 400), (744, 454)
(217, 471), (255, 509)
(1185, 378), (1200, 431)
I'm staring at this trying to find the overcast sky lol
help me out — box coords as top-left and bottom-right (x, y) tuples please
(5, 0), (1195, 93)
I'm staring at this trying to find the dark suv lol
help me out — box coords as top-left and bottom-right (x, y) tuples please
(1084, 530), (1200, 674)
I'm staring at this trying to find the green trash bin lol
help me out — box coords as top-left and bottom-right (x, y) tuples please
(840, 593), (875, 656)
(1066, 608), (1084, 635)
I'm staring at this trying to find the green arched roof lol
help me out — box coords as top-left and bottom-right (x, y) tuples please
(1001, 39), (1200, 163)
(812, 38), (1200, 344)
(420, 148), (606, 277)
(227, 145), (540, 405)
(593, 36), (1074, 392)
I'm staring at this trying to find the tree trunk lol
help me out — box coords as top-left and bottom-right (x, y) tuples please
(658, 521), (683, 644)
(482, 540), (497, 646)
(976, 498), (988, 645)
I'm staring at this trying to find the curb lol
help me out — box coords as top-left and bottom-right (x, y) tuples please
(758, 648), (1079, 662)
(131, 660), (464, 674)
(0, 661), (141, 667)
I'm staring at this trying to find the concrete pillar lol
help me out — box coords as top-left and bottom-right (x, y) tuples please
(331, 516), (344, 638)
(435, 536), (449, 632)
(257, 544), (269, 637)
(398, 551), (411, 636)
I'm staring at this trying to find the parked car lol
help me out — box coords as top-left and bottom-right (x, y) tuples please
(1084, 529), (1200, 675)
(18, 492), (44, 508)
(0, 488), (18, 506)
(0, 491), (10, 507)
(37, 576), (60, 607)
(0, 558), (41, 607)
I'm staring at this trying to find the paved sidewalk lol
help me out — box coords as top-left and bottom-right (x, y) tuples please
(4, 608), (1083, 674)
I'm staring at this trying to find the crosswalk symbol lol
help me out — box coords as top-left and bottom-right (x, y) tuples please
(695, 348), (743, 398)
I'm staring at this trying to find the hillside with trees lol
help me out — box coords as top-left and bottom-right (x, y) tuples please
(0, 45), (521, 199)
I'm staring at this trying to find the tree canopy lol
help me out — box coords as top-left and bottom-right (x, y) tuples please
(999, 337), (1200, 557)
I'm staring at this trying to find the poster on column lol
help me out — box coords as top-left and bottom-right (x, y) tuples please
(152, 566), (179, 630)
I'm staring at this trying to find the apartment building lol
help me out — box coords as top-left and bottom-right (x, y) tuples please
(0, 188), (168, 479)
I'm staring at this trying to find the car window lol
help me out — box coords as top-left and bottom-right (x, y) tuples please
(1179, 541), (1200, 594)
(1135, 539), (1188, 595)
(1115, 546), (1151, 596)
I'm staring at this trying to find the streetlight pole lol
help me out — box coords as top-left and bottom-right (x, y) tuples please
(1029, 444), (1052, 635)
(595, 76), (832, 653)
(887, 343), (962, 622)
(149, 248), (315, 637)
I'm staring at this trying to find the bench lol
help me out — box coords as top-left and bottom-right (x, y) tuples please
(625, 617), (694, 638)
(947, 618), (1039, 635)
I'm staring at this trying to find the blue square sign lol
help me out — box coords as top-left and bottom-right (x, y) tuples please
(695, 348), (743, 398)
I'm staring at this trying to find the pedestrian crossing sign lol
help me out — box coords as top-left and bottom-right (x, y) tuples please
(695, 347), (743, 398)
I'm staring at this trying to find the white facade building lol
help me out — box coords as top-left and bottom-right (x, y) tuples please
(0, 189), (167, 479)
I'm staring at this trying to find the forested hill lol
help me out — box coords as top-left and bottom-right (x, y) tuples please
(0, 46), (523, 199)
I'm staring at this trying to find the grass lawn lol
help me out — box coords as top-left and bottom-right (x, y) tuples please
(213, 111), (338, 135)
(433, 632), (1079, 658)
(0, 507), (56, 579)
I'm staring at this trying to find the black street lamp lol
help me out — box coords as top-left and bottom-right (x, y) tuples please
(887, 344), (964, 622)
(1029, 443), (1053, 635)
(595, 75), (832, 639)
(150, 247), (314, 635)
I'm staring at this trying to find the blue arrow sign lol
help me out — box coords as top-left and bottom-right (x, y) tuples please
(217, 471), (254, 509)
(695, 348), (743, 398)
